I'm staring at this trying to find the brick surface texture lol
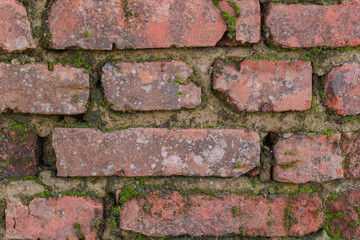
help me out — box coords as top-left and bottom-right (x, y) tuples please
(119, 191), (323, 237)
(52, 128), (260, 177)
(0, 63), (90, 115)
(273, 134), (344, 183)
(6, 196), (103, 240)
(326, 190), (360, 240)
(48, 0), (260, 50)
(324, 64), (360, 115)
(0, 0), (36, 52)
(213, 60), (312, 112)
(265, 1), (360, 48)
(102, 60), (201, 111)
(1, 0), (360, 239)
(0, 129), (38, 179)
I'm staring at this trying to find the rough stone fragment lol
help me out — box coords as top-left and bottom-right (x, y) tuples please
(289, 193), (324, 236)
(324, 64), (360, 115)
(6, 196), (103, 240)
(48, 0), (260, 50)
(0, 0), (36, 52)
(0, 129), (38, 179)
(0, 63), (90, 115)
(341, 132), (360, 178)
(264, 1), (360, 48)
(213, 60), (312, 112)
(326, 190), (360, 240)
(53, 128), (260, 177)
(102, 61), (201, 111)
(119, 191), (288, 237)
(273, 134), (344, 183)
(234, 0), (261, 43)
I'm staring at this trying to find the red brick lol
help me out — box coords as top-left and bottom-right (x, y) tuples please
(341, 133), (360, 178)
(52, 128), (260, 177)
(289, 193), (324, 237)
(213, 60), (312, 112)
(219, 0), (260, 43)
(47, 0), (260, 50)
(326, 190), (360, 239)
(324, 64), (360, 115)
(273, 134), (344, 183)
(0, 129), (38, 179)
(102, 61), (201, 111)
(119, 191), (288, 237)
(235, 0), (260, 43)
(0, 63), (90, 115)
(265, 1), (360, 48)
(6, 196), (103, 240)
(0, 0), (36, 52)
(120, 191), (323, 237)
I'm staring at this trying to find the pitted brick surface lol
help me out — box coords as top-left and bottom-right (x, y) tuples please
(102, 60), (201, 111)
(119, 191), (323, 237)
(0, 0), (36, 52)
(273, 134), (344, 183)
(0, 63), (90, 115)
(289, 193), (324, 236)
(213, 60), (312, 112)
(324, 64), (360, 115)
(48, 0), (260, 50)
(120, 191), (288, 237)
(265, 1), (360, 48)
(327, 190), (360, 240)
(0, 129), (38, 179)
(53, 128), (260, 177)
(6, 196), (103, 240)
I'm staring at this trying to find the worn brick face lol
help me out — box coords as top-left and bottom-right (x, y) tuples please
(6, 196), (103, 240)
(341, 133), (360, 178)
(324, 64), (360, 115)
(273, 134), (344, 183)
(213, 60), (312, 112)
(48, 0), (260, 50)
(265, 1), (360, 48)
(0, 129), (38, 179)
(0, 0), (36, 52)
(219, 0), (261, 43)
(101, 61), (201, 111)
(52, 128), (260, 177)
(289, 193), (324, 237)
(0, 63), (90, 115)
(119, 191), (322, 237)
(326, 190), (360, 240)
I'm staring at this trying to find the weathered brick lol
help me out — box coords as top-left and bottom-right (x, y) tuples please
(218, 0), (260, 43)
(341, 132), (360, 178)
(120, 191), (287, 237)
(6, 196), (103, 240)
(273, 134), (344, 183)
(0, 129), (38, 179)
(0, 0), (36, 52)
(0, 63), (90, 115)
(324, 64), (360, 115)
(102, 61), (201, 111)
(289, 193), (324, 237)
(119, 191), (323, 237)
(213, 60), (312, 112)
(47, 0), (260, 50)
(326, 190), (360, 240)
(265, 1), (360, 48)
(53, 128), (260, 177)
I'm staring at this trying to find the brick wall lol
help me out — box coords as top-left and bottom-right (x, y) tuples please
(1, 0), (360, 239)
